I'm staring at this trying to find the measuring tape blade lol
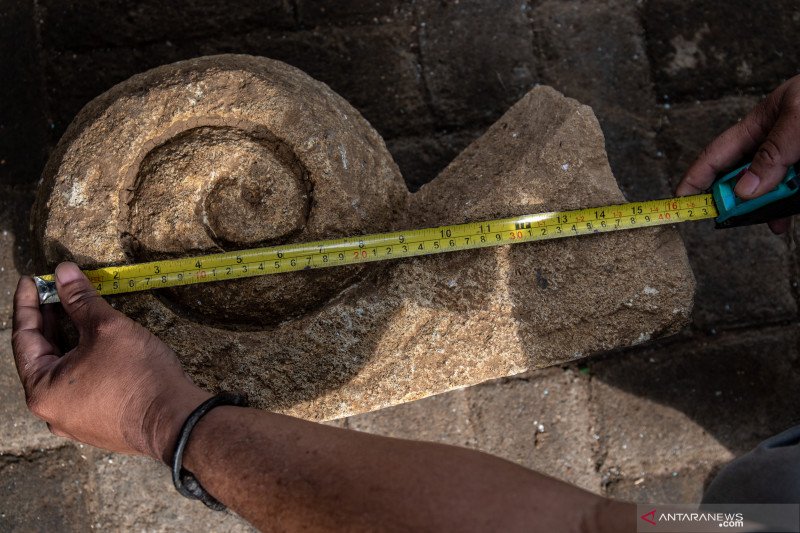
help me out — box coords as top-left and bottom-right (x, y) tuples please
(34, 194), (717, 304)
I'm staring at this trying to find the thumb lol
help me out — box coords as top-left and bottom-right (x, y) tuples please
(55, 262), (116, 334)
(735, 101), (800, 199)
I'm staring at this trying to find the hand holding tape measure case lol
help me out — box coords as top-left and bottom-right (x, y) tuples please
(712, 163), (800, 228)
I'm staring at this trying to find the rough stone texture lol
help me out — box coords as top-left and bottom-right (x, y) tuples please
(83, 449), (253, 531)
(644, 0), (800, 103)
(34, 55), (694, 421)
(0, 330), (63, 454)
(0, 446), (91, 531)
(35, 54), (408, 329)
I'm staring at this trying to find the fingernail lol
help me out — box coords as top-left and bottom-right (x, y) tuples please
(734, 170), (761, 197)
(55, 262), (83, 285)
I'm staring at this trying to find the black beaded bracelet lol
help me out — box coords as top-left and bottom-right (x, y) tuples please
(171, 392), (249, 511)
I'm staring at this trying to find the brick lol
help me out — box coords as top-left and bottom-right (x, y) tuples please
(345, 387), (476, 448)
(386, 129), (481, 191)
(38, 0), (296, 50)
(0, 330), (64, 454)
(0, 446), (90, 531)
(680, 220), (795, 329)
(532, 0), (654, 116)
(0, 0), (50, 185)
(297, 0), (412, 27)
(346, 367), (602, 493)
(590, 326), (800, 485)
(415, 0), (537, 128)
(84, 450), (254, 531)
(644, 0), (800, 103)
(44, 24), (431, 141)
(465, 368), (601, 493)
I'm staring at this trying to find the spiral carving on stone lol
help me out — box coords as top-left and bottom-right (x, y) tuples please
(36, 55), (408, 327)
(34, 54), (694, 420)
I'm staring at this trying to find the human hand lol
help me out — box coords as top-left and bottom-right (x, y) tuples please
(11, 262), (211, 463)
(677, 74), (800, 234)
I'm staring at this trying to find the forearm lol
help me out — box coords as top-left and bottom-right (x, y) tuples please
(182, 407), (634, 532)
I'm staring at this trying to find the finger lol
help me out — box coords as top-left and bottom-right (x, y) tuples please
(46, 422), (72, 439)
(736, 102), (800, 199)
(677, 103), (772, 196)
(41, 304), (63, 356)
(11, 277), (60, 386)
(54, 262), (117, 335)
(768, 217), (791, 235)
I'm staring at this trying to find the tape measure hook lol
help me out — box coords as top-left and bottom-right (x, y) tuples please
(34, 276), (60, 305)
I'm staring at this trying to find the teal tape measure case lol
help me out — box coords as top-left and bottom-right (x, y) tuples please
(712, 163), (800, 228)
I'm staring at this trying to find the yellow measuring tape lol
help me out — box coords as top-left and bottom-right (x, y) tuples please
(35, 194), (717, 304)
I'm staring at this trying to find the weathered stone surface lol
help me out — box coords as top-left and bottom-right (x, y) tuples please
(0, 330), (64, 454)
(34, 55), (695, 421)
(0, 446), (90, 531)
(644, 0), (800, 102)
(36, 54), (408, 328)
(84, 449), (253, 531)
